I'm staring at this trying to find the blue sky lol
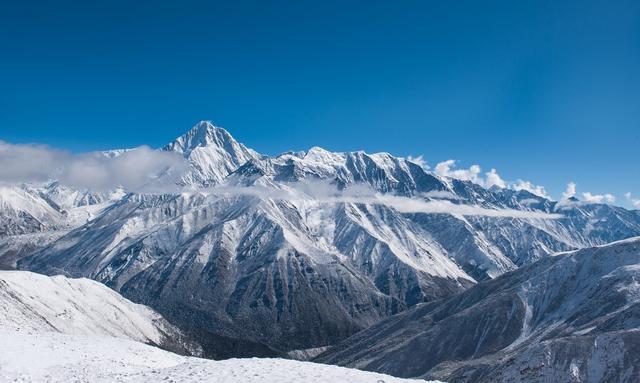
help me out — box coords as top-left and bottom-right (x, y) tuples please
(1, 0), (639, 206)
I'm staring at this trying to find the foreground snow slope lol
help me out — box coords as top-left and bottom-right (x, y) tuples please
(0, 328), (433, 383)
(0, 270), (197, 354)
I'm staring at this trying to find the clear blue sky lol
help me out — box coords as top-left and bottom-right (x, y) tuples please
(1, 0), (639, 204)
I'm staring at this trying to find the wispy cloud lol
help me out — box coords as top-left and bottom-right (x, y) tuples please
(434, 159), (550, 198)
(625, 192), (640, 208)
(562, 182), (577, 199)
(434, 159), (506, 188)
(406, 155), (429, 170)
(582, 192), (615, 204)
(485, 168), (506, 188)
(559, 181), (616, 204)
(207, 180), (562, 219)
(0, 141), (187, 192)
(421, 190), (464, 200)
(512, 180), (549, 199)
(435, 160), (483, 185)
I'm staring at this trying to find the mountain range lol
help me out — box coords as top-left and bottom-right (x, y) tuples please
(2, 121), (640, 381)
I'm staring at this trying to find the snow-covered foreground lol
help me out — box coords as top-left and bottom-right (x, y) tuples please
(0, 328), (433, 383)
(0, 270), (434, 382)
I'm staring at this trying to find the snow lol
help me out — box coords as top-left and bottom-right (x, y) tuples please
(0, 186), (64, 229)
(0, 328), (434, 383)
(0, 270), (171, 344)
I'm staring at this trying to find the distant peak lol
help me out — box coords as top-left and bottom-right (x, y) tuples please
(165, 121), (237, 154)
(187, 120), (233, 142)
(306, 146), (331, 155)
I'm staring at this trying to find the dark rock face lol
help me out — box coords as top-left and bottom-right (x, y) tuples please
(316, 238), (640, 383)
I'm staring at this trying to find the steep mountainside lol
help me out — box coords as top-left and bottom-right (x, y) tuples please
(0, 184), (119, 268)
(21, 191), (473, 354)
(316, 237), (640, 383)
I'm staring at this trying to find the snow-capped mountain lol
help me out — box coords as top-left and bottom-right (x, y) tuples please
(163, 121), (260, 186)
(0, 270), (199, 354)
(316, 237), (640, 382)
(6, 121), (640, 357)
(0, 183), (121, 269)
(228, 145), (447, 195)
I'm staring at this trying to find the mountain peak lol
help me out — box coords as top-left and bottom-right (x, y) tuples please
(165, 121), (236, 155)
(163, 121), (259, 185)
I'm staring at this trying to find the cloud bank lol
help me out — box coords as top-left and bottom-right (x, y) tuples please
(207, 181), (562, 219)
(434, 159), (548, 198)
(0, 141), (187, 192)
(512, 180), (550, 199)
(582, 192), (615, 204)
(559, 182), (616, 204)
(431, 160), (624, 206)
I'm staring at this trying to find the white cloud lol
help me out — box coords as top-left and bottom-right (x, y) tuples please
(0, 141), (187, 192)
(206, 180), (561, 219)
(406, 155), (429, 170)
(485, 169), (506, 188)
(558, 181), (615, 205)
(421, 190), (464, 200)
(512, 180), (549, 198)
(562, 182), (577, 199)
(435, 159), (535, 192)
(434, 160), (484, 186)
(368, 193), (559, 219)
(625, 192), (640, 208)
(519, 198), (541, 206)
(0, 141), (68, 184)
(581, 192), (615, 204)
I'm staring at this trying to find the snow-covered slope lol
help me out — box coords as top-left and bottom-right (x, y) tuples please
(316, 237), (640, 382)
(0, 183), (118, 236)
(0, 183), (121, 268)
(0, 328), (433, 383)
(0, 270), (199, 355)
